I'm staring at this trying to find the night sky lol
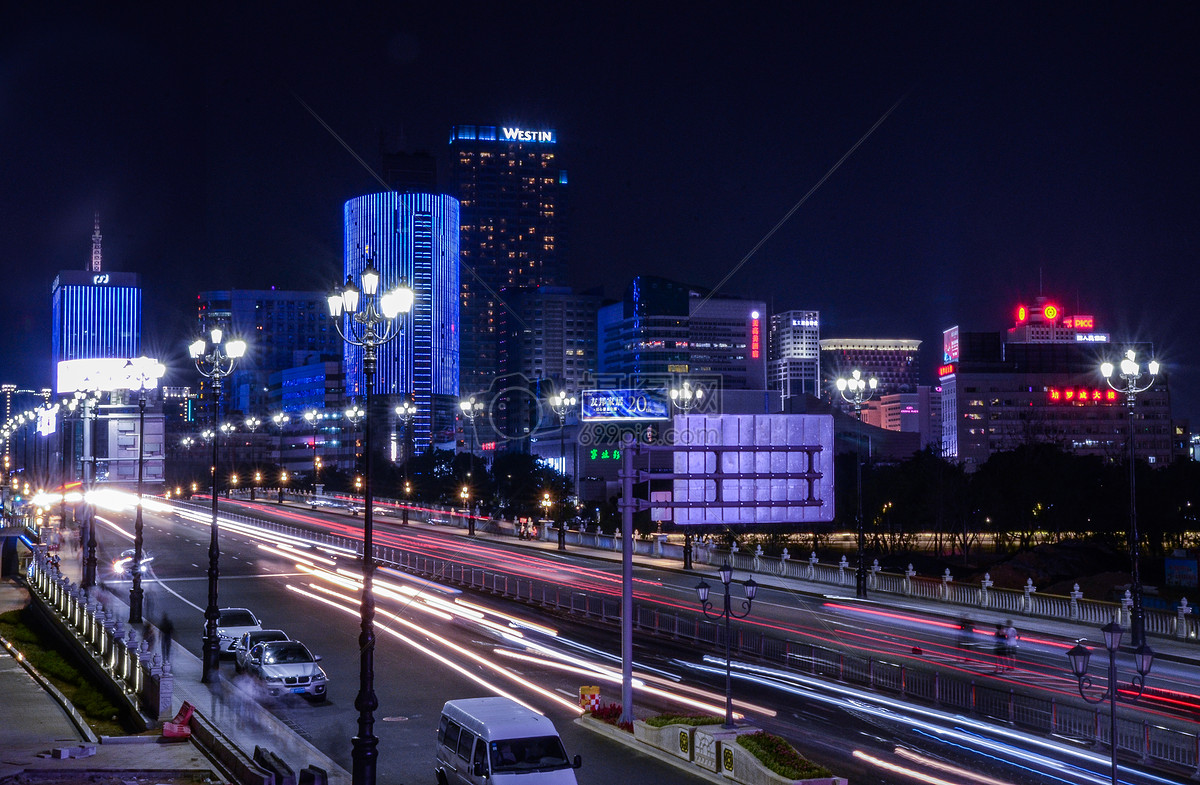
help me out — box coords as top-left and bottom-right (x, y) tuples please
(3, 4), (1198, 423)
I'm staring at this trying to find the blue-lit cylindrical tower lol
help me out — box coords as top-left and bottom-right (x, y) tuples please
(343, 192), (460, 451)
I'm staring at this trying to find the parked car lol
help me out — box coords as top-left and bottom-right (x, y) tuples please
(245, 640), (328, 701)
(215, 608), (262, 656)
(234, 629), (290, 672)
(112, 548), (154, 577)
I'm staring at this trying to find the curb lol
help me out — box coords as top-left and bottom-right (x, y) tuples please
(0, 630), (100, 745)
(574, 715), (728, 785)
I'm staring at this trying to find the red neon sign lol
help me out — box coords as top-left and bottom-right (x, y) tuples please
(937, 363), (955, 377)
(1048, 388), (1118, 404)
(1016, 305), (1028, 322)
(750, 315), (761, 359)
(1043, 304), (1059, 320)
(480, 441), (496, 451)
(1063, 314), (1094, 331)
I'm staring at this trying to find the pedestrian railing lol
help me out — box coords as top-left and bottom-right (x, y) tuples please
(23, 550), (173, 724)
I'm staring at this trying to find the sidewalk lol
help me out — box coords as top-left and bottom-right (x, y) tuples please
(0, 531), (351, 785)
(0, 576), (223, 783)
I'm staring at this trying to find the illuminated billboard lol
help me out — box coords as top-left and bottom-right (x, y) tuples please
(672, 414), (834, 525)
(37, 405), (59, 437)
(57, 357), (166, 394)
(581, 389), (670, 421)
(942, 326), (959, 364)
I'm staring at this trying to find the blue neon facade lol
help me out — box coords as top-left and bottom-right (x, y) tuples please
(51, 270), (142, 389)
(343, 192), (460, 450)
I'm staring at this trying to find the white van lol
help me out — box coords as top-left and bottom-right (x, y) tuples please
(436, 697), (582, 785)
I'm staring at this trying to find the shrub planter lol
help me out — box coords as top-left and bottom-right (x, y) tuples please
(719, 733), (847, 785)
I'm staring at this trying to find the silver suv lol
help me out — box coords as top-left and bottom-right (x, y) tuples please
(234, 629), (289, 672)
(245, 640), (328, 701)
(215, 608), (262, 655)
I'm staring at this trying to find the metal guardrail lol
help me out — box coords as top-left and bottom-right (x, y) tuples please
(174, 500), (1200, 776)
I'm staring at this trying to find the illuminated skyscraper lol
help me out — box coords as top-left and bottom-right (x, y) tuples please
(343, 191), (461, 450)
(50, 215), (160, 488)
(51, 214), (142, 392)
(449, 124), (568, 396)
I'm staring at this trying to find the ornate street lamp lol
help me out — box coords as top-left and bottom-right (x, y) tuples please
(346, 403), (366, 470)
(458, 396), (484, 456)
(1100, 350), (1160, 648)
(123, 357), (166, 624)
(189, 324), (247, 683)
(327, 259), (414, 785)
(278, 470), (289, 503)
(395, 397), (416, 526)
(304, 409), (322, 493)
(1067, 619), (1154, 785)
(669, 380), (704, 568)
(835, 369), (879, 600)
(548, 391), (576, 550)
(244, 415), (262, 493)
(271, 412), (290, 487)
(74, 387), (102, 590)
(696, 563), (757, 728)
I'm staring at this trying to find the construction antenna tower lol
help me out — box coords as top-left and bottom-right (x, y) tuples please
(90, 212), (102, 272)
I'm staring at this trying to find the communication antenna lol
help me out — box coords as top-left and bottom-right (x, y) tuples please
(89, 212), (102, 272)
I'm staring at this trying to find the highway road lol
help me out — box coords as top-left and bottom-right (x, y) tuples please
(80, 493), (1194, 785)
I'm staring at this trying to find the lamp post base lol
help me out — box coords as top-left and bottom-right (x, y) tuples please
(201, 636), (221, 683)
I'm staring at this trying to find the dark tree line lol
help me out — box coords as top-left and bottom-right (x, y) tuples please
(838, 444), (1200, 561)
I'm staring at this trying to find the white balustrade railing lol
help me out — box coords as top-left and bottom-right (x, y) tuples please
(24, 550), (173, 724)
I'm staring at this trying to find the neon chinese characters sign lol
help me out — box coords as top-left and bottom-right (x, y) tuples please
(750, 311), (761, 359)
(1047, 388), (1119, 404)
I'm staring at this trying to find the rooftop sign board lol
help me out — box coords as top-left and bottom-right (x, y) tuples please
(581, 389), (670, 421)
(672, 414), (834, 525)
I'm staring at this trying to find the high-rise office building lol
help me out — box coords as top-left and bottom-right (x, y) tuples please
(449, 124), (568, 396)
(598, 276), (766, 390)
(820, 338), (921, 400)
(51, 215), (142, 392)
(939, 298), (1173, 469)
(196, 288), (343, 414)
(495, 285), (601, 452)
(768, 310), (821, 399)
(343, 191), (461, 451)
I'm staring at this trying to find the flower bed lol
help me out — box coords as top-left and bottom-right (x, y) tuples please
(735, 731), (835, 781)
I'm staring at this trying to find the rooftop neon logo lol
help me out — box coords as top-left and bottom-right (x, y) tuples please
(501, 127), (555, 143)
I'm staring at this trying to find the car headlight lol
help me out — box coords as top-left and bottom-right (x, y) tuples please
(264, 675), (284, 683)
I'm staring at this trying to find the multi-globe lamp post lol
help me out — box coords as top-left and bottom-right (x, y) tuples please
(124, 357), (166, 625)
(346, 403), (366, 470)
(547, 391), (576, 550)
(327, 261), (414, 785)
(835, 369), (878, 600)
(271, 412), (290, 495)
(669, 380), (703, 568)
(1100, 349), (1160, 648)
(458, 396), (484, 457)
(395, 397), (416, 526)
(188, 325), (246, 683)
(304, 409), (321, 493)
(1066, 620), (1154, 785)
(695, 563), (757, 729)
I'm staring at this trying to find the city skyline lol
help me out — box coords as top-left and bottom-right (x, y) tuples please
(2, 4), (1196, 423)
